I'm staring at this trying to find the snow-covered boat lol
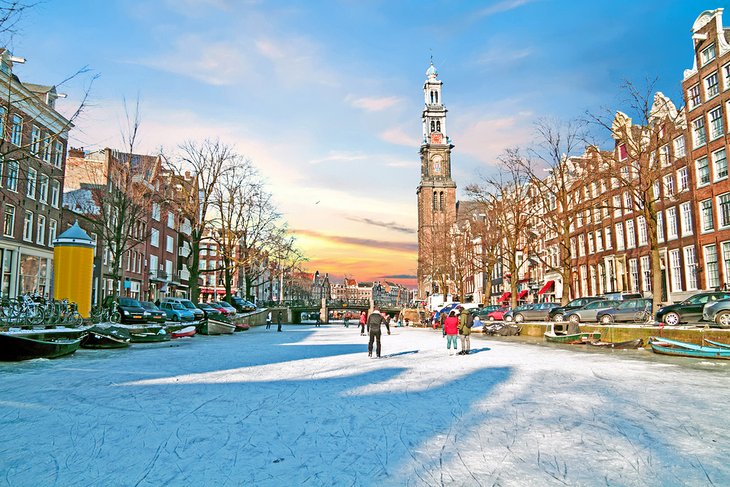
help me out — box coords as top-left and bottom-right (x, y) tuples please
(544, 322), (600, 343)
(171, 325), (196, 338)
(649, 336), (730, 360)
(129, 326), (170, 343)
(588, 338), (643, 349)
(197, 318), (236, 335)
(0, 332), (81, 361)
(80, 327), (131, 349)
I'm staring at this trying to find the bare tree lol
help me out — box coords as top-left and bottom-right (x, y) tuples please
(468, 205), (503, 304)
(418, 218), (454, 301)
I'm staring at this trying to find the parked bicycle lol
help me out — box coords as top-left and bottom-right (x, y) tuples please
(90, 298), (121, 324)
(45, 299), (84, 326)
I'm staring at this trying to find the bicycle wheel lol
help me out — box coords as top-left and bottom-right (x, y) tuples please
(110, 311), (122, 324)
(90, 306), (104, 323)
(69, 312), (83, 326)
(28, 306), (46, 326)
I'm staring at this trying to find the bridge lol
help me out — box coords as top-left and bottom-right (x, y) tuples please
(273, 299), (404, 323)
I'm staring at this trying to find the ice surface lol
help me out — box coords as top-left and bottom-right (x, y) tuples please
(1, 326), (728, 486)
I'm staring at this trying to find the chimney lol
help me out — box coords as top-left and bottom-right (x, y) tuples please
(68, 147), (85, 159)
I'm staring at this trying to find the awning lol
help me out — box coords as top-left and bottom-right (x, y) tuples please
(497, 292), (511, 303)
(200, 287), (227, 295)
(517, 290), (528, 299)
(538, 280), (555, 295)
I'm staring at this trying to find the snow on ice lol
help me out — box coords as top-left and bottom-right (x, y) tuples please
(1, 325), (729, 486)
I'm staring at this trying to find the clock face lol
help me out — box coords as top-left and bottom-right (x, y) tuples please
(431, 133), (443, 144)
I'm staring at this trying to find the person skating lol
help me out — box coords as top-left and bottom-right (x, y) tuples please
(367, 309), (390, 358)
(457, 306), (473, 355)
(359, 311), (367, 336)
(276, 310), (283, 332)
(343, 313), (350, 328)
(266, 311), (272, 330)
(443, 310), (459, 354)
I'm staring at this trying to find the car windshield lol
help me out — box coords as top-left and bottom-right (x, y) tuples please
(616, 300), (638, 309)
(180, 300), (196, 309)
(119, 298), (141, 307)
(584, 300), (608, 309)
(139, 301), (159, 310)
(219, 302), (234, 308)
(198, 303), (211, 308)
(171, 304), (185, 310)
(685, 294), (710, 304)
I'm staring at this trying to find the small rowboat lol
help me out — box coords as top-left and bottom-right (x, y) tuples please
(171, 325), (196, 338)
(81, 327), (131, 349)
(234, 322), (250, 331)
(129, 326), (171, 343)
(588, 338), (644, 349)
(544, 322), (600, 344)
(649, 336), (730, 360)
(197, 318), (236, 335)
(0, 332), (81, 361)
(703, 338), (730, 349)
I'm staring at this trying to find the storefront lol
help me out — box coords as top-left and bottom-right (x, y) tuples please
(0, 244), (53, 299)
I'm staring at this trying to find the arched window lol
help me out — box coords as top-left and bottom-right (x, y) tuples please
(433, 192), (438, 211)
(435, 91), (439, 104)
(439, 192), (444, 210)
(430, 120), (435, 132)
(430, 91), (434, 103)
(436, 121), (441, 132)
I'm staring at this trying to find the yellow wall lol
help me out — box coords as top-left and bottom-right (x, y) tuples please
(53, 245), (94, 318)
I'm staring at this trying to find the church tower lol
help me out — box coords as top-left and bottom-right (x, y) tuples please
(417, 62), (457, 299)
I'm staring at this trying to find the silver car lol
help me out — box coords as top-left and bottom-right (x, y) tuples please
(702, 299), (730, 328)
(564, 300), (619, 323)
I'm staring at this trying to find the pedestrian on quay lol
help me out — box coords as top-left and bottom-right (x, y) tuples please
(359, 310), (367, 336)
(277, 310), (283, 332)
(344, 313), (350, 328)
(443, 310), (459, 354)
(367, 309), (390, 358)
(457, 306), (473, 355)
(266, 311), (272, 330)
(315, 314), (321, 327)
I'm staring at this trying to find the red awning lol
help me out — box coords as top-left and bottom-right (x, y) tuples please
(538, 280), (555, 295)
(200, 288), (227, 295)
(497, 292), (511, 303)
(517, 290), (528, 299)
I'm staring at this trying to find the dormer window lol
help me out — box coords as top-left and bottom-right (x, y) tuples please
(701, 43), (716, 66)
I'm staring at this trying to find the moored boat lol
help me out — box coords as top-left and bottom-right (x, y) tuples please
(0, 332), (81, 361)
(703, 338), (730, 349)
(171, 325), (196, 338)
(234, 322), (250, 331)
(588, 338), (644, 349)
(544, 322), (600, 343)
(197, 318), (236, 335)
(649, 336), (730, 360)
(128, 325), (170, 343)
(80, 327), (131, 349)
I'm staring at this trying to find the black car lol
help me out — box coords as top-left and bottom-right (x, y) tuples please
(656, 291), (730, 325)
(139, 301), (166, 323)
(547, 297), (606, 321)
(197, 302), (225, 320)
(596, 298), (653, 324)
(230, 296), (256, 312)
(116, 297), (148, 324)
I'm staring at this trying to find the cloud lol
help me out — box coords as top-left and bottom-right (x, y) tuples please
(347, 95), (403, 112)
(293, 229), (417, 253)
(308, 151), (368, 165)
(345, 216), (416, 234)
(454, 110), (535, 166)
(380, 126), (416, 147)
(475, 0), (538, 18)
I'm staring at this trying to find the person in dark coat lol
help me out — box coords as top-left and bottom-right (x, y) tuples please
(367, 309), (390, 358)
(276, 310), (283, 332)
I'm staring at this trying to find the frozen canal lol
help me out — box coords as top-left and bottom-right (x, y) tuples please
(1, 325), (729, 486)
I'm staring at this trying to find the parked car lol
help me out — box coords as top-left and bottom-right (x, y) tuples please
(472, 305), (502, 317)
(207, 302), (231, 315)
(596, 298), (653, 324)
(702, 298), (730, 328)
(502, 305), (531, 322)
(116, 297), (148, 324)
(564, 300), (620, 323)
(486, 307), (510, 321)
(197, 302), (225, 320)
(601, 292), (643, 301)
(230, 296), (256, 312)
(212, 301), (237, 316)
(139, 301), (167, 323)
(511, 302), (561, 323)
(547, 297), (606, 321)
(656, 291), (730, 325)
(159, 302), (196, 322)
(161, 298), (205, 321)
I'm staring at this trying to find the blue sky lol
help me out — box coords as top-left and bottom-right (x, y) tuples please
(6, 0), (723, 284)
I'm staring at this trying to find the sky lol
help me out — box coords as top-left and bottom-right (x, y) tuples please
(4, 0), (724, 287)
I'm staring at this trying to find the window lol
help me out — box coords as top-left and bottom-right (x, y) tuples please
(684, 246), (698, 291)
(701, 199), (714, 232)
(152, 203), (161, 221)
(596, 230), (603, 251)
(150, 255), (159, 274)
(669, 250), (682, 292)
(6, 161), (18, 191)
(151, 228), (159, 247)
(659, 144), (670, 167)
(587, 233), (594, 254)
(50, 180), (60, 208)
(167, 211), (174, 229)
(688, 84), (701, 109)
(613, 195), (622, 217)
(23, 211), (33, 241)
(677, 167), (689, 192)
(623, 192), (632, 213)
(11, 115), (22, 145)
(705, 72), (720, 99)
(578, 234), (585, 257)
(701, 43), (716, 65)
(713, 148), (727, 181)
(615, 223), (625, 251)
(641, 256), (651, 292)
(663, 175), (674, 197)
(680, 202), (693, 236)
(3, 205), (15, 237)
(602, 200), (609, 219)
(576, 212), (583, 228)
(26, 167), (36, 199)
(697, 157), (710, 186)
(0, 106), (4, 137)
(705, 245), (720, 289)
(692, 117), (707, 147)
(53, 141), (63, 168)
(673, 136), (686, 158)
(48, 219), (57, 247)
(580, 265), (588, 296)
(618, 143), (628, 161)
(629, 259), (639, 292)
(626, 219), (636, 248)
(666, 207), (678, 239)
(724, 63), (730, 91)
(36, 215), (45, 245)
(199, 259), (207, 271)
(709, 106), (724, 140)
(166, 235), (173, 253)
(38, 174), (48, 203)
(657, 211), (665, 242)
(605, 226), (612, 249)
(41, 132), (51, 163)
(718, 193), (730, 228)
(30, 126), (41, 155)
(723, 242), (730, 290)
(637, 216), (647, 246)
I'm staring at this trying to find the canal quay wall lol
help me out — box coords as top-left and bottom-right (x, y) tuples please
(518, 322), (730, 345)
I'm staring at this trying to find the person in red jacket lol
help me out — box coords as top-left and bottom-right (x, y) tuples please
(359, 311), (367, 336)
(443, 310), (459, 353)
